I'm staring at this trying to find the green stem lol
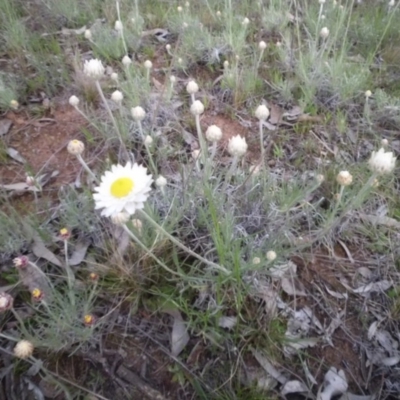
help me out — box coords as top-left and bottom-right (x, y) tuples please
(138, 210), (230, 275)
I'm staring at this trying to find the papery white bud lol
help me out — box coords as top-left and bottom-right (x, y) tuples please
(69, 95), (80, 107)
(190, 100), (204, 116)
(183, 22), (189, 29)
(115, 20), (123, 31)
(186, 80), (199, 94)
(178, 57), (183, 64)
(319, 0), (325, 3)
(155, 175), (167, 187)
(10, 100), (19, 110)
(321, 14), (326, 20)
(67, 139), (85, 155)
(110, 72), (118, 81)
(255, 104), (270, 121)
(144, 60), (153, 69)
(365, 90), (372, 98)
(166, 44), (171, 51)
(144, 135), (153, 145)
(170, 75), (176, 83)
(223, 60), (229, 68)
(389, 0), (395, 6)
(131, 106), (146, 121)
(259, 41), (267, 50)
(84, 29), (92, 40)
(216, 11), (221, 17)
(14, 340), (34, 359)
(122, 55), (132, 67)
(228, 135), (248, 157)
(111, 90), (123, 104)
(206, 125), (222, 142)
(177, 6), (183, 12)
(83, 58), (105, 80)
(242, 17), (250, 26)
(26, 175), (36, 186)
(381, 138), (389, 147)
(111, 211), (130, 225)
(185, 1), (190, 7)
(266, 250), (277, 261)
(276, 41), (282, 47)
(252, 257), (261, 265)
(368, 148), (396, 174)
(336, 171), (353, 186)
(320, 27), (329, 38)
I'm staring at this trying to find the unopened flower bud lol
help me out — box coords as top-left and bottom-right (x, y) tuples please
(255, 104), (270, 121)
(186, 80), (199, 94)
(228, 135), (247, 157)
(13, 256), (29, 268)
(320, 27), (329, 39)
(365, 90), (372, 98)
(0, 292), (13, 311)
(59, 228), (71, 240)
(131, 106), (146, 121)
(14, 340), (34, 359)
(259, 41), (267, 50)
(206, 125), (222, 142)
(31, 288), (44, 301)
(69, 95), (79, 107)
(336, 171), (353, 186)
(144, 60), (153, 69)
(114, 20), (123, 31)
(110, 72), (118, 81)
(84, 29), (92, 40)
(242, 17), (250, 26)
(83, 59), (105, 80)
(190, 100), (204, 116)
(266, 250), (277, 261)
(122, 55), (132, 67)
(155, 175), (167, 188)
(131, 219), (143, 232)
(111, 90), (123, 105)
(83, 314), (96, 326)
(252, 257), (261, 265)
(10, 100), (19, 110)
(67, 139), (85, 155)
(144, 135), (153, 145)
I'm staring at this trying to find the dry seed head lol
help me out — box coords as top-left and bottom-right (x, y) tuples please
(67, 139), (85, 155)
(336, 171), (353, 186)
(69, 95), (79, 107)
(131, 106), (146, 121)
(14, 340), (34, 359)
(186, 80), (199, 94)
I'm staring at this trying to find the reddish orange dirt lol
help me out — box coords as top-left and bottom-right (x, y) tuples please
(0, 106), (89, 209)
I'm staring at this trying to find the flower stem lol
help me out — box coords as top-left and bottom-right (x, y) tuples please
(76, 154), (99, 183)
(138, 210), (230, 275)
(63, 240), (76, 307)
(95, 80), (127, 157)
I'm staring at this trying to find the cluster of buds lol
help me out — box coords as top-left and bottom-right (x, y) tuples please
(13, 256), (29, 269)
(0, 292), (13, 312)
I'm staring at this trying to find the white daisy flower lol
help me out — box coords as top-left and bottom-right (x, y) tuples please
(93, 162), (153, 217)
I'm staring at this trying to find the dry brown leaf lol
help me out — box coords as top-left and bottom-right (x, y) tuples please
(69, 240), (90, 266)
(0, 119), (12, 136)
(281, 277), (307, 296)
(32, 234), (63, 268)
(268, 103), (284, 125)
(0, 182), (40, 193)
(164, 309), (190, 357)
(6, 147), (26, 163)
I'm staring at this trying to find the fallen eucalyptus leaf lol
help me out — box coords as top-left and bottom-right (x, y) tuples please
(0, 119), (12, 136)
(32, 234), (63, 268)
(325, 286), (347, 299)
(218, 316), (237, 329)
(6, 147), (26, 163)
(338, 393), (375, 400)
(380, 356), (400, 366)
(281, 277), (307, 296)
(164, 309), (190, 357)
(281, 380), (311, 396)
(68, 240), (90, 266)
(0, 182), (40, 193)
(252, 349), (288, 384)
(368, 321), (379, 341)
(286, 337), (318, 350)
(354, 280), (392, 295)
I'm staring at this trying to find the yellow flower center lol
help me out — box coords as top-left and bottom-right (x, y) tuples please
(110, 177), (134, 198)
(32, 288), (42, 299)
(84, 315), (94, 324)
